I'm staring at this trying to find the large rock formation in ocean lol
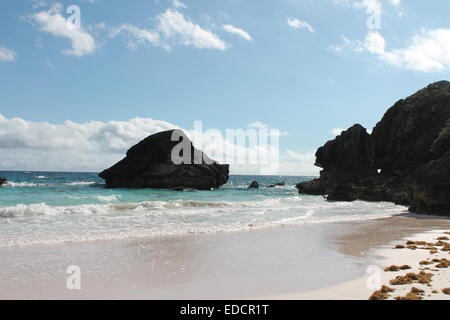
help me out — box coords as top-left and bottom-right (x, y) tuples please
(99, 129), (229, 190)
(296, 81), (450, 216)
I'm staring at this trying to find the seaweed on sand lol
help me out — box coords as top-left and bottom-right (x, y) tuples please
(390, 271), (433, 285)
(435, 258), (450, 268)
(369, 286), (395, 300)
(384, 265), (411, 272)
(395, 287), (425, 300)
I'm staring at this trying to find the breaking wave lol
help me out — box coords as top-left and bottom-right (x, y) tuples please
(4, 181), (40, 187)
(4, 181), (99, 188)
(0, 197), (408, 247)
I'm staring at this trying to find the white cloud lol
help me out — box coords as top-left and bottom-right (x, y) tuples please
(110, 8), (228, 51)
(281, 150), (319, 176)
(353, 0), (382, 14)
(0, 114), (179, 171)
(389, 0), (400, 6)
(29, 3), (97, 56)
(364, 29), (450, 72)
(247, 121), (268, 129)
(0, 47), (16, 62)
(329, 0), (450, 73)
(0, 114), (315, 175)
(247, 121), (288, 136)
(31, 0), (48, 9)
(156, 9), (228, 50)
(330, 27), (450, 72)
(331, 128), (344, 136)
(222, 24), (252, 41)
(333, 0), (403, 19)
(172, 0), (187, 9)
(364, 31), (385, 55)
(110, 24), (160, 50)
(332, 0), (400, 11)
(327, 35), (363, 52)
(284, 150), (315, 162)
(287, 18), (315, 33)
(0, 114), (178, 152)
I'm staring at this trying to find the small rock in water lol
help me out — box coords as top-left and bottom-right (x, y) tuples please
(0, 177), (7, 187)
(267, 181), (286, 188)
(248, 181), (259, 189)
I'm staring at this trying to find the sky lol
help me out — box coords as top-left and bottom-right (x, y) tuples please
(0, 0), (449, 175)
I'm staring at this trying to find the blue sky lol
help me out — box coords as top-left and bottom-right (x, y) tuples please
(0, 0), (449, 174)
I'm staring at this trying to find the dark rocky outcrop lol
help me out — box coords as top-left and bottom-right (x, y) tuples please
(0, 177), (7, 187)
(296, 81), (450, 216)
(267, 181), (286, 187)
(248, 181), (259, 189)
(99, 129), (229, 190)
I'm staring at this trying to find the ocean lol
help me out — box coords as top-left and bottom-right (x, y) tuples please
(0, 171), (408, 247)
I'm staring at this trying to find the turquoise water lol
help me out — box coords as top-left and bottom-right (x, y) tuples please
(0, 172), (310, 207)
(0, 171), (407, 247)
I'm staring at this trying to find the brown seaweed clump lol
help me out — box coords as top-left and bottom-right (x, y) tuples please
(410, 287), (425, 295)
(408, 241), (432, 246)
(395, 292), (421, 300)
(419, 260), (432, 265)
(395, 245), (405, 249)
(436, 236), (449, 241)
(390, 271), (433, 285)
(395, 293), (421, 300)
(434, 240), (449, 247)
(384, 265), (411, 272)
(400, 265), (412, 270)
(435, 258), (450, 268)
(442, 288), (450, 295)
(421, 246), (438, 250)
(395, 287), (425, 300)
(369, 286), (395, 300)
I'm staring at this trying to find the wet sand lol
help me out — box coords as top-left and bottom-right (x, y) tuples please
(262, 214), (450, 300)
(0, 213), (449, 299)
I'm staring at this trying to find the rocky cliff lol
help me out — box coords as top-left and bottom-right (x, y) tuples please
(99, 129), (229, 190)
(296, 81), (450, 216)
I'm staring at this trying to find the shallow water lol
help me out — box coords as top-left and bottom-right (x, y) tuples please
(0, 171), (408, 247)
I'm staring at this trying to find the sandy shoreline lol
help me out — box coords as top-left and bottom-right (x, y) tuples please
(262, 228), (450, 300)
(0, 213), (449, 299)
